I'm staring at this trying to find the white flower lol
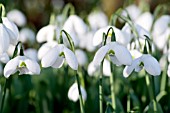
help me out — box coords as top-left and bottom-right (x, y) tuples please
(36, 25), (58, 43)
(93, 26), (132, 46)
(103, 58), (111, 76)
(0, 53), (9, 63)
(7, 44), (16, 57)
(167, 64), (170, 78)
(24, 48), (38, 61)
(41, 44), (78, 70)
(121, 4), (141, 21)
(63, 15), (87, 47)
(75, 49), (88, 66)
(93, 42), (132, 66)
(19, 27), (35, 44)
(88, 10), (108, 31)
(68, 83), (87, 102)
(79, 31), (96, 52)
(152, 15), (170, 36)
(38, 41), (58, 60)
(123, 54), (161, 77)
(4, 56), (41, 78)
(7, 9), (26, 27)
(87, 61), (99, 76)
(135, 12), (153, 31)
(130, 50), (142, 59)
(0, 17), (19, 55)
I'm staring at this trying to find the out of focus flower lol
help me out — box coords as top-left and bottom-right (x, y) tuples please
(38, 41), (57, 60)
(88, 10), (108, 31)
(121, 4), (141, 21)
(93, 42), (132, 66)
(123, 54), (161, 77)
(36, 25), (59, 43)
(24, 48), (38, 61)
(68, 82), (87, 102)
(0, 53), (10, 63)
(167, 64), (170, 78)
(7, 44), (15, 57)
(19, 27), (35, 44)
(7, 9), (26, 27)
(93, 26), (132, 46)
(4, 56), (40, 78)
(103, 59), (111, 76)
(79, 31), (96, 52)
(75, 49), (88, 66)
(41, 44), (78, 70)
(87, 61), (99, 76)
(135, 12), (153, 31)
(63, 15), (87, 47)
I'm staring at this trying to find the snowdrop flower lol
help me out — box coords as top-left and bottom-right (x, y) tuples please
(123, 54), (161, 77)
(167, 64), (170, 78)
(135, 12), (153, 31)
(93, 42), (132, 67)
(79, 31), (96, 52)
(88, 10), (108, 31)
(7, 9), (26, 27)
(152, 15), (170, 37)
(0, 53), (10, 63)
(24, 48), (38, 61)
(36, 25), (59, 43)
(0, 17), (19, 55)
(68, 82), (87, 102)
(7, 44), (16, 57)
(159, 55), (167, 70)
(103, 59), (111, 76)
(38, 41), (58, 60)
(63, 15), (87, 47)
(75, 49), (88, 66)
(87, 61), (99, 76)
(19, 27), (35, 44)
(41, 44), (78, 70)
(130, 50), (142, 59)
(93, 26), (132, 46)
(4, 55), (40, 78)
(121, 4), (141, 21)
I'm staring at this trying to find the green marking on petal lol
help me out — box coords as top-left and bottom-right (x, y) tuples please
(59, 52), (65, 57)
(108, 50), (115, 56)
(19, 61), (26, 67)
(139, 62), (144, 67)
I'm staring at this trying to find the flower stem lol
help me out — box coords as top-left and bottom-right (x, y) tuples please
(127, 94), (130, 112)
(145, 74), (157, 111)
(110, 64), (116, 110)
(99, 61), (104, 113)
(0, 79), (8, 113)
(76, 72), (85, 113)
(160, 61), (167, 91)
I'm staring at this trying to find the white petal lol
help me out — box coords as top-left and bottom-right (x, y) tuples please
(93, 45), (110, 66)
(109, 42), (132, 65)
(123, 57), (141, 77)
(36, 25), (56, 43)
(2, 17), (19, 45)
(0, 24), (10, 54)
(109, 55), (122, 66)
(51, 56), (64, 68)
(64, 47), (78, 70)
(19, 28), (35, 44)
(41, 46), (59, 67)
(4, 56), (19, 78)
(25, 58), (40, 74)
(38, 41), (57, 60)
(75, 49), (88, 66)
(103, 59), (111, 76)
(24, 48), (38, 61)
(142, 55), (161, 76)
(87, 61), (99, 76)
(68, 83), (79, 102)
(0, 53), (10, 63)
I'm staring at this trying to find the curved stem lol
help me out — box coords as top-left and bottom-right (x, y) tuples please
(99, 61), (103, 113)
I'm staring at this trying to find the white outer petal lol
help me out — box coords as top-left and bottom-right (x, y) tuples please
(109, 42), (132, 65)
(64, 47), (78, 70)
(36, 25), (56, 43)
(123, 57), (141, 77)
(19, 28), (35, 44)
(75, 49), (88, 66)
(0, 24), (10, 54)
(93, 45), (110, 66)
(51, 57), (64, 68)
(41, 46), (58, 67)
(38, 41), (57, 60)
(142, 55), (161, 76)
(2, 17), (19, 45)
(4, 56), (19, 78)
(0, 53), (10, 63)
(87, 61), (99, 76)
(103, 59), (111, 76)
(110, 55), (122, 66)
(25, 58), (40, 75)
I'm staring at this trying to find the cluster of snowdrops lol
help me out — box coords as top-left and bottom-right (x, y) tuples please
(0, 3), (170, 113)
